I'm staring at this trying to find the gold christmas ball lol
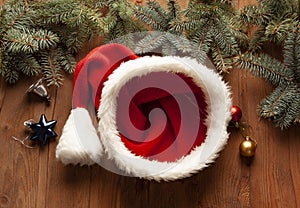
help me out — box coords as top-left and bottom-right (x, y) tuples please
(239, 136), (257, 157)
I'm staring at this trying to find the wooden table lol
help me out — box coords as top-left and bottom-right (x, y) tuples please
(0, 0), (299, 207)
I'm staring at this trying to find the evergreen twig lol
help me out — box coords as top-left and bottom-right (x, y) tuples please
(236, 0), (300, 128)
(0, 0), (103, 86)
(0, 0), (299, 129)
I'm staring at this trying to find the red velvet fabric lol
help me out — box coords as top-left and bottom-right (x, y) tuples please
(73, 43), (138, 109)
(117, 72), (208, 162)
(72, 44), (208, 163)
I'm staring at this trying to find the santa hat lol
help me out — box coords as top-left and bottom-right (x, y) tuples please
(56, 43), (232, 181)
(56, 44), (138, 165)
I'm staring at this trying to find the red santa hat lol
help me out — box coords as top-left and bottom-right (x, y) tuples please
(56, 43), (232, 181)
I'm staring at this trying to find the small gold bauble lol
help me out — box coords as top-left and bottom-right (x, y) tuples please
(239, 136), (257, 157)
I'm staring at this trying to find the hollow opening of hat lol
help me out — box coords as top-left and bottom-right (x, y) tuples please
(116, 71), (208, 162)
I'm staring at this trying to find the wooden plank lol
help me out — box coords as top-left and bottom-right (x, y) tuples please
(0, 0), (300, 207)
(289, 126), (300, 207)
(45, 73), (91, 208)
(0, 77), (55, 208)
(34, 85), (57, 208)
(0, 78), (6, 114)
(90, 166), (150, 207)
(247, 41), (299, 207)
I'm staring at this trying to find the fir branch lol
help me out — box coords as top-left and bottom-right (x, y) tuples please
(15, 53), (41, 76)
(283, 23), (300, 82)
(1, 2), (35, 31)
(238, 5), (270, 25)
(265, 18), (298, 44)
(135, 31), (165, 54)
(167, 0), (180, 19)
(35, 0), (103, 52)
(0, 51), (7, 77)
(40, 50), (63, 87)
(248, 28), (266, 52)
(181, 2), (242, 72)
(236, 53), (294, 86)
(4, 28), (59, 54)
(238, 0), (300, 129)
(188, 19), (214, 53)
(4, 68), (19, 84)
(186, 2), (233, 18)
(171, 18), (202, 34)
(211, 20), (239, 56)
(258, 84), (300, 129)
(133, 0), (190, 56)
(64, 30), (85, 53)
(1, 54), (19, 84)
(0, 0), (298, 130)
(294, 113), (300, 124)
(211, 43), (232, 73)
(34, 0), (84, 25)
(226, 16), (249, 49)
(56, 47), (76, 74)
(146, 0), (169, 23)
(0, 0), (102, 86)
(103, 0), (145, 41)
(135, 1), (169, 31)
(111, 32), (136, 49)
(260, 0), (292, 18)
(161, 43), (177, 56)
(165, 32), (193, 54)
(191, 34), (213, 54)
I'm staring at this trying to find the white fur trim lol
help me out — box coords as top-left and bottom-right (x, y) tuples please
(56, 108), (103, 165)
(98, 56), (232, 181)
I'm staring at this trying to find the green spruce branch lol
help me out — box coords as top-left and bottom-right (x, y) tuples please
(0, 0), (299, 129)
(0, 0), (103, 86)
(236, 0), (300, 129)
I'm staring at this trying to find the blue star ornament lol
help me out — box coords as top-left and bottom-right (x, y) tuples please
(28, 114), (57, 145)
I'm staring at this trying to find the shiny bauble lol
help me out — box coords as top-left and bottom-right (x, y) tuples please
(231, 105), (242, 122)
(27, 78), (51, 102)
(239, 136), (257, 157)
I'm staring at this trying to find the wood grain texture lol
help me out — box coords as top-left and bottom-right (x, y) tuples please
(0, 0), (299, 207)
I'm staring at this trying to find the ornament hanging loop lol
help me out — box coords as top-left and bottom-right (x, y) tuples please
(24, 119), (35, 127)
(245, 135), (257, 144)
(11, 136), (36, 149)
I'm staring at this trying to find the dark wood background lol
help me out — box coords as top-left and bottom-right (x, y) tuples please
(0, 0), (299, 207)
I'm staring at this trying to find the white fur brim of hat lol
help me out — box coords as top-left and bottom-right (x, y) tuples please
(56, 55), (232, 181)
(98, 56), (232, 181)
(56, 107), (103, 166)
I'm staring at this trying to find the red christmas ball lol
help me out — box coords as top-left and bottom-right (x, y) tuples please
(231, 106), (242, 122)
